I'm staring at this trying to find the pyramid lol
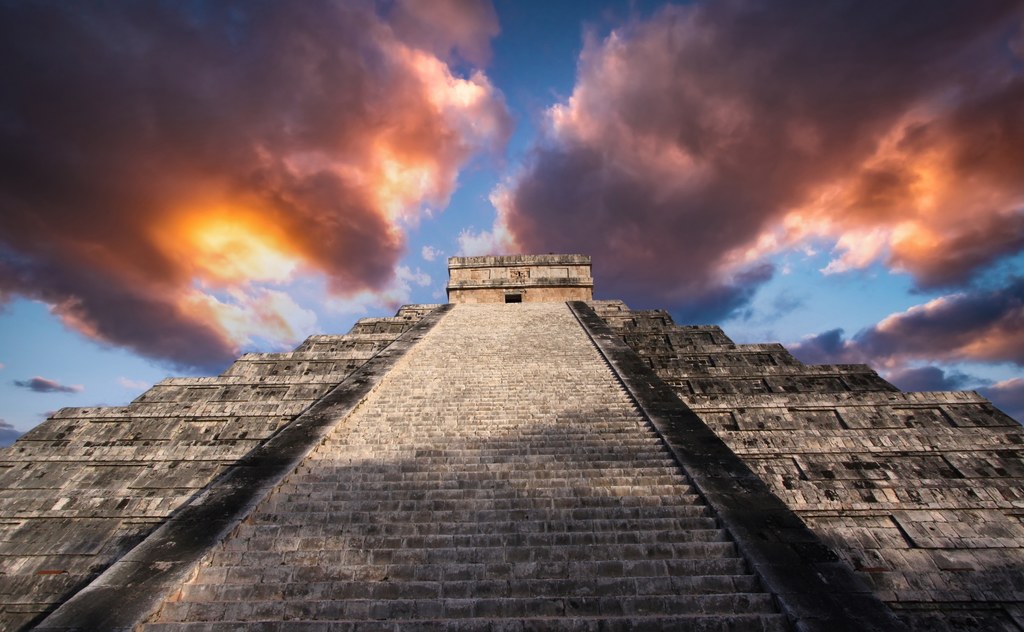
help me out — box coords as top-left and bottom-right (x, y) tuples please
(1, 255), (1022, 631)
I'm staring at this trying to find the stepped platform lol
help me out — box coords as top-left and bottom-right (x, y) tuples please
(139, 303), (789, 630)
(7, 263), (1017, 629)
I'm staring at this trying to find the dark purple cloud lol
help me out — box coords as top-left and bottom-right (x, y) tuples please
(789, 329), (863, 365)
(0, 419), (20, 447)
(855, 280), (1024, 367)
(885, 366), (975, 392)
(979, 379), (1024, 424)
(13, 376), (83, 394)
(791, 328), (1024, 423)
(494, 0), (1024, 317)
(389, 0), (500, 66)
(0, 1), (508, 370)
(791, 279), (1024, 368)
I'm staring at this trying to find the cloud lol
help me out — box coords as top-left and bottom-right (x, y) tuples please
(857, 281), (1024, 367)
(184, 287), (319, 352)
(979, 378), (1024, 423)
(789, 329), (863, 365)
(790, 323), (1024, 424)
(376, 265), (432, 309)
(13, 377), (83, 394)
(456, 186), (518, 256)
(885, 366), (975, 392)
(323, 265), (433, 315)
(791, 280), (1024, 368)
(492, 0), (1024, 316)
(0, 418), (19, 447)
(768, 291), (804, 319)
(400, 266), (433, 289)
(388, 0), (500, 66)
(118, 377), (151, 390)
(0, 1), (509, 370)
(456, 225), (514, 257)
(421, 245), (444, 262)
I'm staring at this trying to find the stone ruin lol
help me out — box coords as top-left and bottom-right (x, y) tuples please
(0, 254), (1021, 631)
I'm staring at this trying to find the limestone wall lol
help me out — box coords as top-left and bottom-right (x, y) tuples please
(0, 305), (438, 631)
(447, 254), (593, 303)
(591, 299), (1024, 630)
(448, 285), (592, 304)
(140, 302), (788, 631)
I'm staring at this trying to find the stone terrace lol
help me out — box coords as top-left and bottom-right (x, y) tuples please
(0, 306), (437, 631)
(590, 300), (1024, 630)
(143, 303), (787, 631)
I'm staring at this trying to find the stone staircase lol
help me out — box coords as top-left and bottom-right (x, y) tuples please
(143, 303), (788, 630)
(588, 300), (1024, 629)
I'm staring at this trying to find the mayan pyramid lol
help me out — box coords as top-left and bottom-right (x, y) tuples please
(1, 254), (1022, 631)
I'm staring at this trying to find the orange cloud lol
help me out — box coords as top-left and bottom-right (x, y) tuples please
(0, 1), (509, 369)
(495, 1), (1023, 321)
(181, 287), (318, 352)
(785, 89), (1024, 286)
(157, 206), (305, 287)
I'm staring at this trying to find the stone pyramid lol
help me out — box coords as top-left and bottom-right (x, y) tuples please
(1, 255), (1021, 631)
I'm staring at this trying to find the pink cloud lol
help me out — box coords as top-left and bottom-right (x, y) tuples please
(791, 279), (1024, 368)
(494, 1), (1023, 319)
(13, 377), (83, 394)
(0, 1), (509, 370)
(980, 378), (1024, 423)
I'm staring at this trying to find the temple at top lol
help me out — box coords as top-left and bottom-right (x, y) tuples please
(446, 253), (593, 303)
(1, 254), (1022, 631)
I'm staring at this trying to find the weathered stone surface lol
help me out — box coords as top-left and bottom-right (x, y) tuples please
(447, 254), (593, 303)
(0, 305), (438, 631)
(2, 254), (1020, 630)
(571, 301), (903, 631)
(589, 298), (1024, 629)
(139, 303), (788, 630)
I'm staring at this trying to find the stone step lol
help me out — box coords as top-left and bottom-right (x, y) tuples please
(144, 613), (790, 631)
(255, 497), (703, 516)
(259, 497), (703, 513)
(313, 446), (667, 455)
(242, 515), (722, 535)
(154, 593), (779, 623)
(143, 303), (781, 627)
(290, 466), (683, 479)
(201, 541), (740, 567)
(273, 481), (696, 497)
(298, 451), (678, 465)
(317, 438), (663, 449)
(194, 557), (754, 585)
(269, 484), (699, 498)
(178, 575), (764, 603)
(278, 466), (685, 485)
(394, 426), (650, 436)
(246, 505), (714, 524)
(294, 495), (696, 511)
(221, 529), (731, 551)
(201, 558), (757, 585)
(295, 457), (679, 473)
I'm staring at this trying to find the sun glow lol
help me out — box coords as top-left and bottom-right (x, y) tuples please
(144, 204), (319, 351)
(161, 207), (304, 286)
(372, 149), (439, 223)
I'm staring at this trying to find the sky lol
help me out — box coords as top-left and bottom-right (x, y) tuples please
(1, 0), (1023, 439)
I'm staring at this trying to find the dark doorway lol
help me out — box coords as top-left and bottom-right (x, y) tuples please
(505, 293), (522, 303)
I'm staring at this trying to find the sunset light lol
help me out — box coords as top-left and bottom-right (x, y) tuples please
(177, 210), (303, 286)
(2, 4), (1024, 628)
